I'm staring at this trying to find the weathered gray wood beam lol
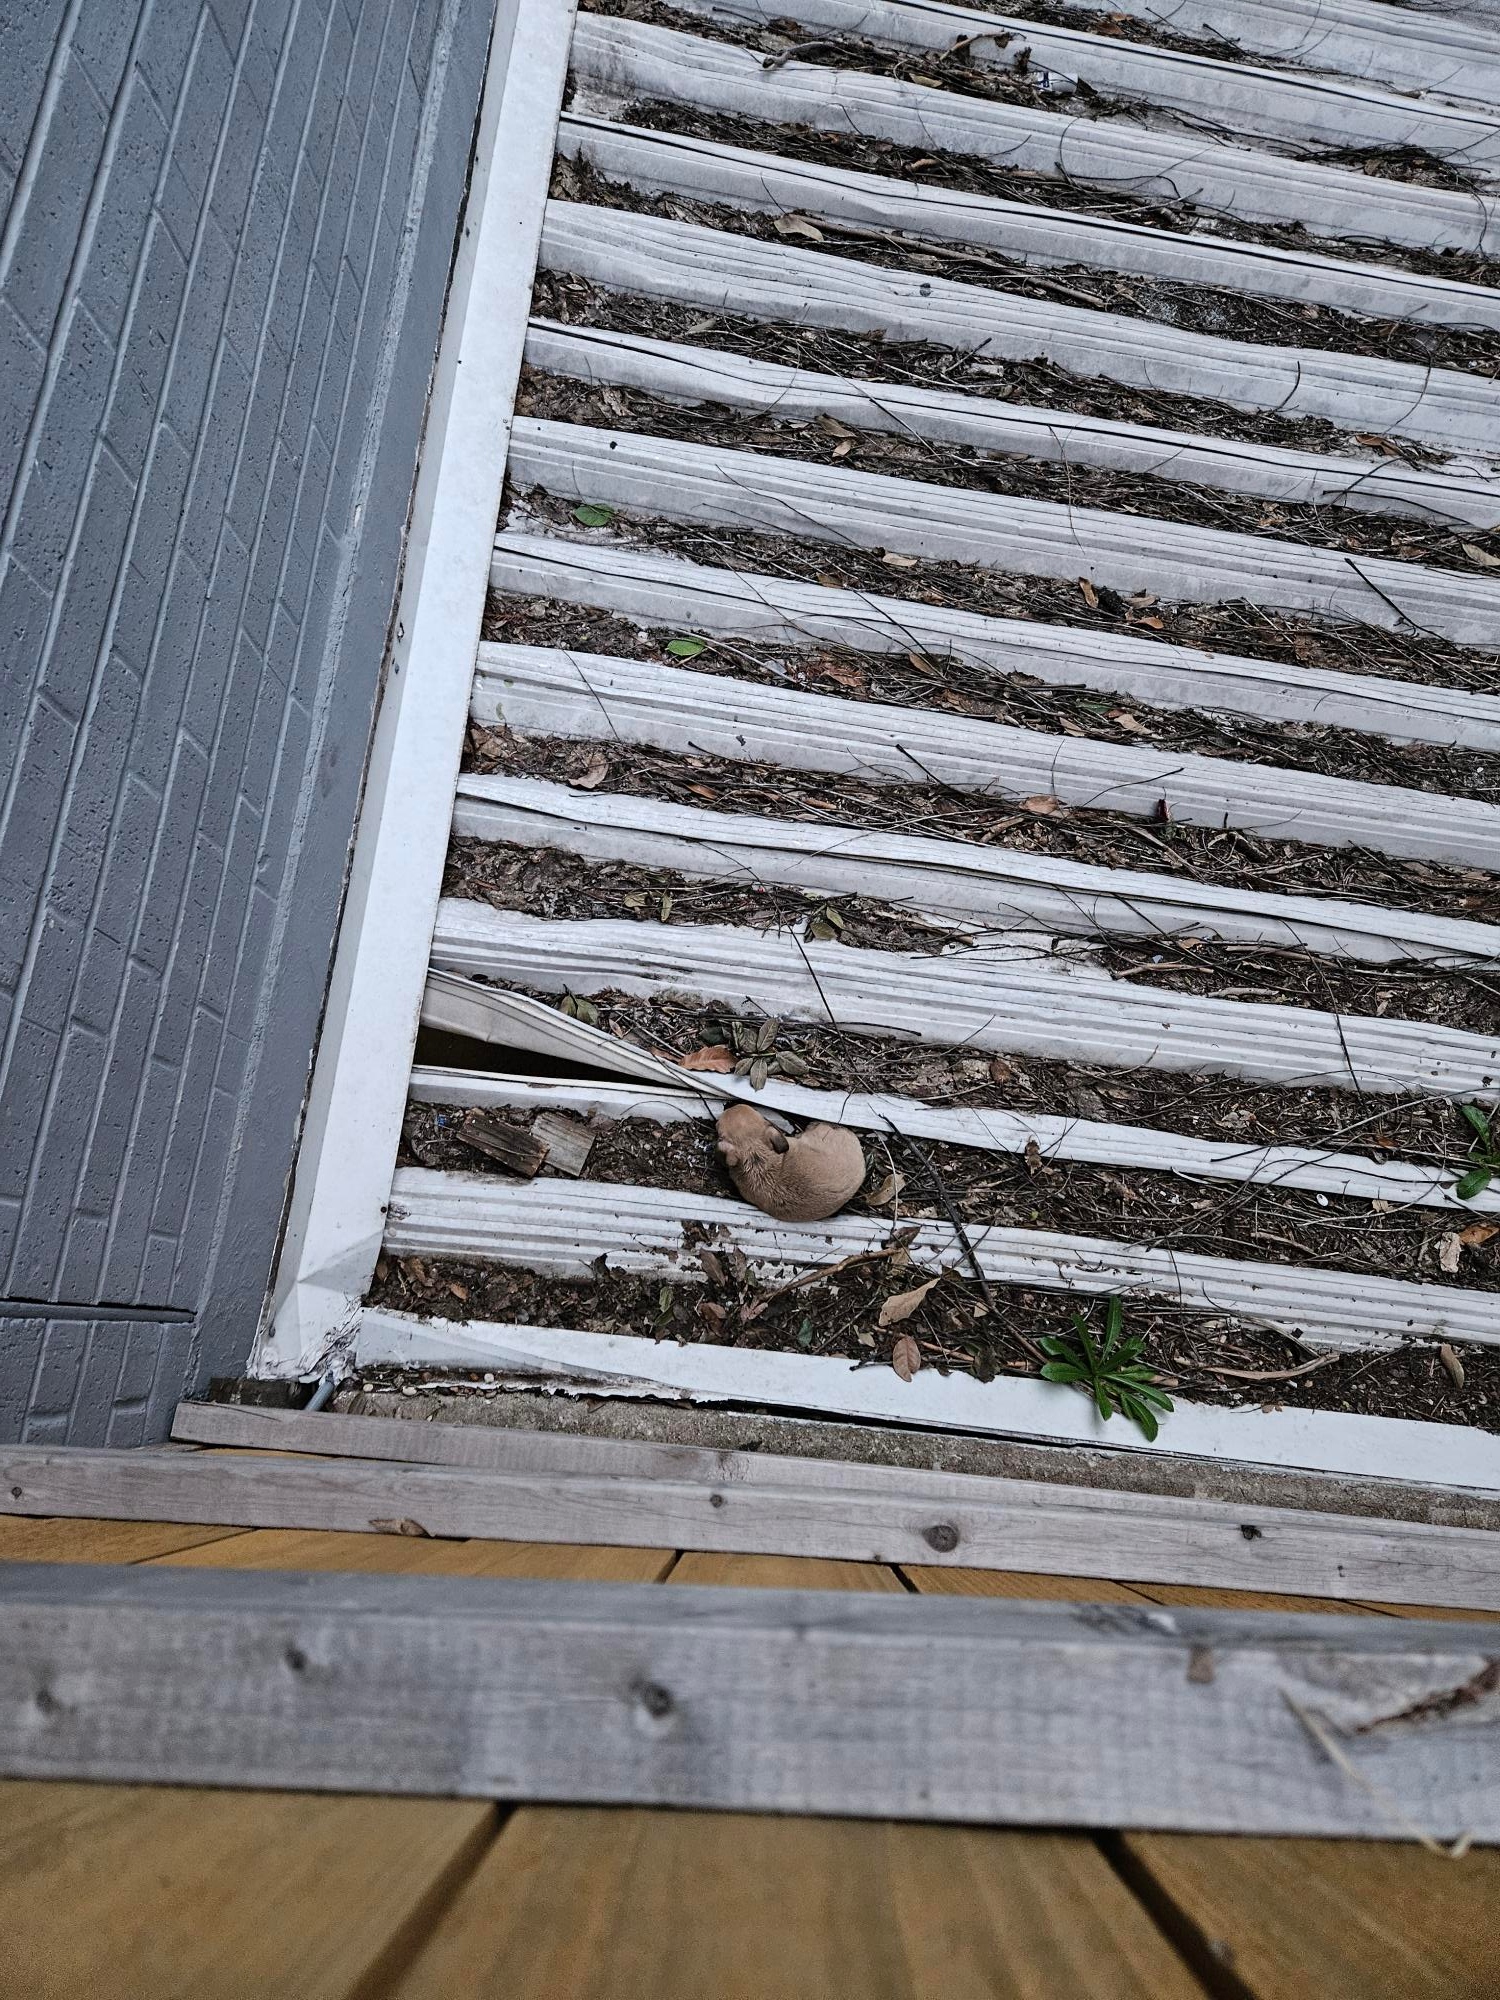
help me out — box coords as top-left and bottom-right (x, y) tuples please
(2, 1561), (1496, 1838)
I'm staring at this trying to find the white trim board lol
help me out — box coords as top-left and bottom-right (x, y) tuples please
(541, 205), (1500, 457)
(527, 316), (1500, 531)
(568, 15), (1500, 252)
(651, 0), (1500, 165)
(427, 907), (1500, 1099)
(472, 639), (1500, 869)
(255, 0), (581, 1378)
(509, 417), (1500, 638)
(488, 533), (1500, 752)
(452, 772), (1500, 964)
(558, 114), (1500, 338)
(382, 1167), (1500, 1352)
(7, 1560), (1499, 1837)
(408, 1060), (1500, 1219)
(166, 1404), (1500, 1613)
(357, 1309), (1500, 1493)
(967, 0), (1500, 104)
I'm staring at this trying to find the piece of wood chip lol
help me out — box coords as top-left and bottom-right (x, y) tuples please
(459, 1113), (548, 1178)
(880, 551), (919, 568)
(1440, 1343), (1467, 1389)
(890, 1330), (923, 1380)
(879, 1278), (940, 1329)
(1438, 1232), (1463, 1274)
(531, 1112), (595, 1178)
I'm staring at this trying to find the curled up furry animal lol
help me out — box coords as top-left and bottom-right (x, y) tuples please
(715, 1103), (867, 1222)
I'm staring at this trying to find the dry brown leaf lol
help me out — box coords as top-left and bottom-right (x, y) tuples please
(1132, 614), (1165, 630)
(816, 414), (856, 438)
(681, 1045), (735, 1072)
(1440, 1342), (1466, 1389)
(880, 1279), (939, 1329)
(906, 650), (939, 675)
(890, 1330), (923, 1380)
(774, 215), (824, 241)
(1438, 1232), (1463, 1274)
(989, 1054), (1016, 1084)
(866, 1169), (907, 1206)
(1462, 542), (1500, 568)
(1020, 793), (1061, 814)
(1109, 710), (1147, 732)
(831, 439), (854, 458)
(1078, 577), (1100, 608)
(567, 753), (609, 790)
(1459, 1221), (1500, 1247)
(880, 551), (919, 568)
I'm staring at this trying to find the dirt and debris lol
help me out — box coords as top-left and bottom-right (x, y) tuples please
(366, 1248), (1500, 1433)
(516, 488), (1500, 697)
(464, 720), (1500, 938)
(546, 167), (1500, 385)
(581, 0), (1489, 194)
(520, 352), (1499, 575)
(596, 96), (1500, 292)
(484, 591), (1500, 806)
(399, 1100), (1500, 1293)
(421, 982), (1487, 1167)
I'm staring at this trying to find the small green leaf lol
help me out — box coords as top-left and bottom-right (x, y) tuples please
(773, 1051), (808, 1078)
(665, 636), (707, 658)
(796, 1315), (814, 1349)
(748, 1056), (771, 1090)
(572, 503), (615, 527)
(1462, 1103), (1493, 1142)
(755, 1018), (779, 1054)
(1456, 1165), (1494, 1201)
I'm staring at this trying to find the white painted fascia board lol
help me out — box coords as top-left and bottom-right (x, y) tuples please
(472, 638), (1500, 868)
(254, 0), (581, 1378)
(541, 206), (1500, 457)
(568, 16), (1500, 252)
(451, 771), (1500, 965)
(428, 904), (1500, 1100)
(381, 1167), (1500, 1351)
(355, 1309), (1500, 1493)
(488, 533), (1500, 752)
(649, 0), (1500, 164)
(526, 318), (1500, 529)
(558, 114), (1500, 336)
(972, 0), (1500, 104)
(409, 1059), (1500, 1217)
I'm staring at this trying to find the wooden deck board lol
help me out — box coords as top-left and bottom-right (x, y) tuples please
(0, 1516), (247, 1564)
(146, 1525), (674, 1582)
(386, 1805), (1208, 2000)
(1119, 1833), (1500, 2000)
(0, 1779), (496, 2000)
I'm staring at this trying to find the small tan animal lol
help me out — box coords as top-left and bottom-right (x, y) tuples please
(715, 1103), (867, 1222)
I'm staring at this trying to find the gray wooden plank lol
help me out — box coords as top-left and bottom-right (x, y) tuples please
(15, 1438), (1500, 1611)
(2, 1562), (1497, 1838)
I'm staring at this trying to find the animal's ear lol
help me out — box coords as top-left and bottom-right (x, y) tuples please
(717, 1139), (740, 1167)
(768, 1126), (790, 1154)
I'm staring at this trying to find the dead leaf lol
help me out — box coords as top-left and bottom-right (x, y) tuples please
(1023, 1137), (1044, 1177)
(681, 1045), (735, 1072)
(773, 214), (824, 241)
(989, 1054), (1016, 1084)
(1078, 577), (1099, 608)
(1109, 710), (1147, 733)
(370, 1518), (432, 1538)
(1370, 1196), (1393, 1214)
(1462, 543), (1500, 568)
(1438, 1232), (1463, 1274)
(831, 439), (854, 458)
(866, 1170), (907, 1206)
(567, 754), (609, 790)
(1131, 614), (1165, 630)
(1459, 1221), (1500, 1247)
(805, 656), (867, 689)
(816, 415), (856, 438)
(890, 1330), (923, 1380)
(688, 784), (718, 801)
(880, 551), (919, 568)
(1020, 794), (1061, 814)
(447, 1281), (469, 1301)
(880, 1278), (939, 1329)
(1440, 1343), (1467, 1389)
(906, 650), (939, 675)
